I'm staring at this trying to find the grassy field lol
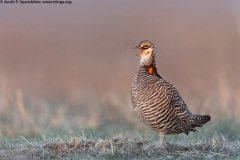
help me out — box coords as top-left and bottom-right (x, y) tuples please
(0, 66), (239, 159)
(0, 89), (240, 159)
(0, 128), (240, 159)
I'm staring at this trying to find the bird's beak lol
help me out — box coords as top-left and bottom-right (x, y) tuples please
(134, 45), (140, 49)
(134, 45), (142, 56)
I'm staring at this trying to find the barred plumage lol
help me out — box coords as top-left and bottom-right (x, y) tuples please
(130, 40), (211, 143)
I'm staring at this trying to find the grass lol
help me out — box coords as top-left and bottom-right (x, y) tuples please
(0, 132), (240, 159)
(0, 82), (240, 159)
(0, 116), (240, 159)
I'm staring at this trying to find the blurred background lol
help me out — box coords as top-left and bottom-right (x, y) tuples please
(0, 0), (240, 139)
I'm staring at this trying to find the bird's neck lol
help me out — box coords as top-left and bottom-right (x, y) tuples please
(139, 54), (161, 77)
(144, 62), (159, 76)
(140, 52), (155, 68)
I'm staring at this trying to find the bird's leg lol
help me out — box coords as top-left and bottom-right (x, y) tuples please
(159, 134), (173, 151)
(160, 134), (165, 146)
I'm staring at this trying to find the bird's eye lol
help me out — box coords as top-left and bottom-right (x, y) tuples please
(142, 45), (150, 49)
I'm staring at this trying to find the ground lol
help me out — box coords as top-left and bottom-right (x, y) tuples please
(0, 120), (240, 159)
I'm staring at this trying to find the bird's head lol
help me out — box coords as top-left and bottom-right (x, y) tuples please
(134, 40), (155, 66)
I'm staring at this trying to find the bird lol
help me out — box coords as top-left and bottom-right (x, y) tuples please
(130, 40), (211, 145)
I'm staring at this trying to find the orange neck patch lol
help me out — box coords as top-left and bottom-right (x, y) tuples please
(147, 67), (153, 74)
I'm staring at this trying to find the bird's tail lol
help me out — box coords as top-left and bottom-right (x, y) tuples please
(192, 115), (211, 127)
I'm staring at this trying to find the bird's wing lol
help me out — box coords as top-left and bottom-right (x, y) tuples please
(158, 79), (193, 135)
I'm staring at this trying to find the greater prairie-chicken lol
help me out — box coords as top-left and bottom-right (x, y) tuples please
(130, 40), (211, 144)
